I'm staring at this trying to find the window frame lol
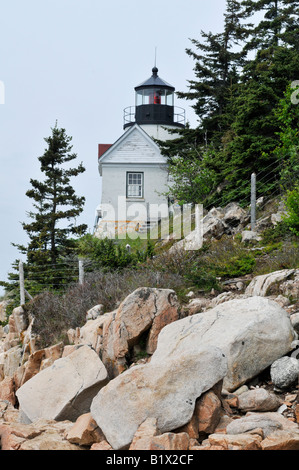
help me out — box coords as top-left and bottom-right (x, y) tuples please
(126, 171), (144, 199)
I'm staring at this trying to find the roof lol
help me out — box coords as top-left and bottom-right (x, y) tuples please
(98, 144), (112, 158)
(98, 124), (167, 176)
(135, 67), (175, 91)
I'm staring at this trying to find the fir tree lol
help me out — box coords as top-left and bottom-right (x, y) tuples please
(216, 0), (299, 204)
(176, 0), (249, 144)
(157, 0), (250, 205)
(159, 0), (298, 207)
(274, 83), (299, 190)
(13, 123), (87, 294)
(241, 0), (299, 49)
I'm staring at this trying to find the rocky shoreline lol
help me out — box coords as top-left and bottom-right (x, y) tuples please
(1, 267), (299, 450)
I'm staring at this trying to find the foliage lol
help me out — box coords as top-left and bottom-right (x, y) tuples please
(16, 123), (87, 264)
(76, 234), (154, 270)
(24, 266), (188, 348)
(186, 238), (256, 286)
(158, 0), (299, 208)
(274, 84), (299, 190)
(260, 221), (291, 244)
(216, 46), (299, 205)
(163, 145), (217, 205)
(283, 185), (299, 236)
(241, 0), (299, 50)
(157, 0), (250, 205)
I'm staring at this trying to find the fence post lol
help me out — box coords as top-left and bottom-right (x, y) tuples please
(79, 259), (84, 285)
(251, 172), (256, 231)
(19, 260), (25, 305)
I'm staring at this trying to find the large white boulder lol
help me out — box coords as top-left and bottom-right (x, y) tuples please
(16, 345), (108, 423)
(90, 296), (296, 449)
(151, 296), (297, 392)
(91, 346), (227, 450)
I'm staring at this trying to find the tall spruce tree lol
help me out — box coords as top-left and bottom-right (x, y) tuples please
(176, 0), (249, 146)
(157, 0), (250, 204)
(13, 123), (87, 294)
(214, 0), (299, 204)
(241, 0), (299, 49)
(160, 0), (298, 207)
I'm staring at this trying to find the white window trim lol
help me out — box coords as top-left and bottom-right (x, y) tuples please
(126, 171), (144, 199)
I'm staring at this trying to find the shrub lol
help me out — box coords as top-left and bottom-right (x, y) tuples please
(24, 266), (188, 348)
(253, 241), (299, 275)
(283, 185), (299, 236)
(190, 237), (256, 281)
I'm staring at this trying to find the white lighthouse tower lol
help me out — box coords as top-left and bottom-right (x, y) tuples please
(95, 66), (185, 238)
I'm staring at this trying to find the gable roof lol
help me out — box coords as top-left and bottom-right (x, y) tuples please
(98, 124), (167, 175)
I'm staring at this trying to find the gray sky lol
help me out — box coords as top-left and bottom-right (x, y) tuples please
(0, 0), (227, 295)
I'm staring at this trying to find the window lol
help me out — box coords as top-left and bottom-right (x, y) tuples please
(127, 172), (143, 198)
(135, 89), (170, 106)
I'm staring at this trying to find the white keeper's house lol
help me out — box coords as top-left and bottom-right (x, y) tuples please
(94, 66), (186, 238)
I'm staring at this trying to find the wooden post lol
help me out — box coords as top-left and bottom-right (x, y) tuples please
(251, 173), (256, 231)
(79, 259), (84, 285)
(19, 260), (25, 305)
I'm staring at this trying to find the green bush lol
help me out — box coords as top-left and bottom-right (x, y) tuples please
(211, 254), (255, 278)
(283, 185), (299, 236)
(260, 222), (290, 244)
(76, 234), (152, 270)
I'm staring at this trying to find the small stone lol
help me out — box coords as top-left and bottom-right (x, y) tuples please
(225, 395), (239, 408)
(91, 440), (113, 450)
(277, 404), (288, 414)
(66, 413), (105, 446)
(148, 432), (190, 451)
(208, 432), (262, 450)
(233, 385), (249, 396)
(285, 394), (297, 403)
(0, 377), (16, 406)
(270, 357), (299, 390)
(129, 418), (159, 450)
(261, 430), (299, 450)
(237, 388), (282, 412)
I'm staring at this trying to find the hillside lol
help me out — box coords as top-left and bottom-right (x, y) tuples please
(0, 194), (299, 451)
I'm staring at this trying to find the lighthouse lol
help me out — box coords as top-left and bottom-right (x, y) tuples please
(95, 66), (185, 238)
(123, 66), (185, 140)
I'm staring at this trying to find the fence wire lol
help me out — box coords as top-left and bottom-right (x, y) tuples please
(19, 164), (296, 300)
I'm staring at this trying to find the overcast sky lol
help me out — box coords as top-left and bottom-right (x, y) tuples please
(0, 0), (228, 296)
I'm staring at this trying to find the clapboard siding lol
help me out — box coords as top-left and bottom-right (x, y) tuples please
(99, 125), (166, 166)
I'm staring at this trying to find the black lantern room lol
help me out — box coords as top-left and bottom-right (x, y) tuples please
(123, 67), (185, 129)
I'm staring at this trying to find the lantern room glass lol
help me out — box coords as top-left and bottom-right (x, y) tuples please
(135, 88), (174, 107)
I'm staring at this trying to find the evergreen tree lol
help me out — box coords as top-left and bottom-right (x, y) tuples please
(176, 0), (249, 145)
(214, 0), (299, 204)
(241, 0), (299, 49)
(274, 83), (299, 190)
(160, 0), (298, 207)
(13, 123), (87, 294)
(157, 0), (250, 205)
(157, 125), (217, 204)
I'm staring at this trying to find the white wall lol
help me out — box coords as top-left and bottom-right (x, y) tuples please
(100, 163), (169, 223)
